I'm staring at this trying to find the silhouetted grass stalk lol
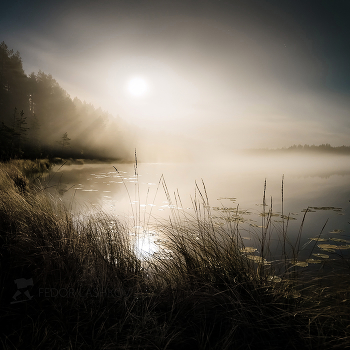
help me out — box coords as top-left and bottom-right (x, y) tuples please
(0, 160), (349, 349)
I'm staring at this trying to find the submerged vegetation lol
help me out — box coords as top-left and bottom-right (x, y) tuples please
(1, 160), (350, 349)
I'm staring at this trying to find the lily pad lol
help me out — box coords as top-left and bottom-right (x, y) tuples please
(259, 212), (279, 217)
(312, 253), (329, 259)
(329, 229), (343, 234)
(246, 255), (270, 265)
(293, 261), (308, 267)
(240, 247), (257, 253)
(311, 206), (336, 210)
(309, 238), (328, 242)
(306, 259), (322, 264)
(317, 244), (339, 250)
(330, 238), (350, 244)
(318, 244), (350, 250)
(320, 248), (336, 253)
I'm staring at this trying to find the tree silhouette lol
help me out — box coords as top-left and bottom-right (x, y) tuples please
(57, 132), (71, 153)
(0, 41), (133, 161)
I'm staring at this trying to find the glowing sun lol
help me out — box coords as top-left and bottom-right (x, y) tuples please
(127, 77), (148, 96)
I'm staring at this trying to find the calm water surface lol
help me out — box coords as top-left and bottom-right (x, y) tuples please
(47, 154), (350, 262)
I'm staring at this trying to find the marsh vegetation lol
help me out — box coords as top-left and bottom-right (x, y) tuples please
(1, 160), (350, 349)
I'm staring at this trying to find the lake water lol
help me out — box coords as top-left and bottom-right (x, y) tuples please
(46, 154), (350, 264)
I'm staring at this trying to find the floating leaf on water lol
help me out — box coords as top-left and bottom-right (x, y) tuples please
(259, 212), (279, 217)
(242, 236), (252, 240)
(320, 248), (336, 253)
(301, 209), (316, 212)
(220, 207), (238, 212)
(224, 217), (245, 223)
(312, 253), (329, 259)
(318, 244), (350, 250)
(317, 244), (339, 250)
(337, 245), (350, 250)
(246, 255), (270, 265)
(281, 215), (296, 220)
(330, 238), (350, 244)
(240, 247), (257, 253)
(238, 210), (251, 215)
(309, 238), (328, 242)
(329, 229), (343, 234)
(293, 261), (308, 267)
(306, 259), (322, 264)
(267, 276), (282, 283)
(311, 206), (335, 210)
(317, 244), (338, 249)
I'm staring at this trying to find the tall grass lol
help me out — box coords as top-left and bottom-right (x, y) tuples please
(0, 160), (349, 349)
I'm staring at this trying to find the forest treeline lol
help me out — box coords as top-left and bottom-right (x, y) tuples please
(0, 41), (134, 161)
(247, 144), (350, 155)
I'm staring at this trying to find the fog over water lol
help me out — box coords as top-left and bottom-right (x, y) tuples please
(48, 153), (350, 260)
(2, 0), (350, 261)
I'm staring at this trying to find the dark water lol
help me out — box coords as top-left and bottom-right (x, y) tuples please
(46, 154), (350, 263)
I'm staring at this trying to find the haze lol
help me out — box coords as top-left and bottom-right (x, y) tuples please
(1, 0), (350, 161)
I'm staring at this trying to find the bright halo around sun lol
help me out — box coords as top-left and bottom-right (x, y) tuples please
(127, 77), (148, 97)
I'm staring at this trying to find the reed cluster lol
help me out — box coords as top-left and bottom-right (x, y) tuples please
(0, 161), (349, 349)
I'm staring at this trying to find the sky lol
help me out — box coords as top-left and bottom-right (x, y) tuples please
(1, 0), (350, 156)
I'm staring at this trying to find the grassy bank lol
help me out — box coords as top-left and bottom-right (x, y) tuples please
(0, 161), (349, 349)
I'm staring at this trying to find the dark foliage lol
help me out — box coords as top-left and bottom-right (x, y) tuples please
(0, 41), (133, 161)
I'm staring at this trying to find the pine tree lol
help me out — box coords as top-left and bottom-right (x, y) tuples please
(57, 132), (71, 154)
(12, 108), (28, 156)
